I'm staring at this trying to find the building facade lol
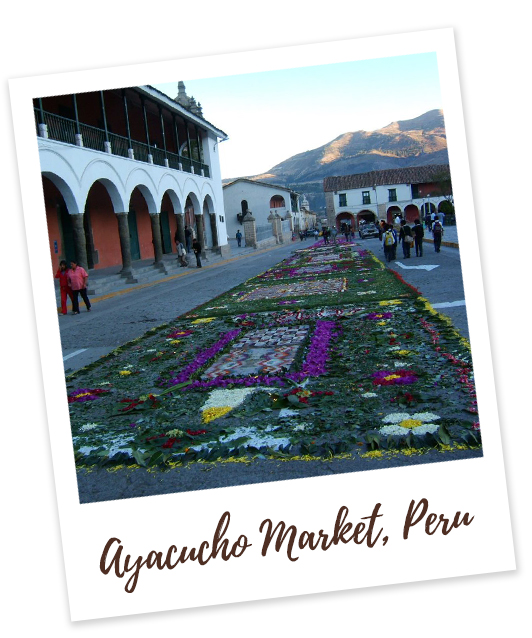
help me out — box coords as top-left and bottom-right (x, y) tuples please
(36, 83), (229, 281)
(324, 165), (452, 231)
(223, 179), (301, 242)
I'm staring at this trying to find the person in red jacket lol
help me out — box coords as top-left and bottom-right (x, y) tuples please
(67, 260), (91, 314)
(54, 260), (74, 316)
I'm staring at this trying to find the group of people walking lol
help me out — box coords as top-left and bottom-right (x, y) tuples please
(175, 225), (202, 268)
(55, 260), (92, 315)
(381, 217), (444, 262)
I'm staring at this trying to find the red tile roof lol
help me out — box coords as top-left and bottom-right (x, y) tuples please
(323, 164), (450, 192)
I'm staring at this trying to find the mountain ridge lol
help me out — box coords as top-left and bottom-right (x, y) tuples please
(223, 109), (448, 211)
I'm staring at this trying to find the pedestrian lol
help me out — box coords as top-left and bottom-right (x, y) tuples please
(412, 218), (424, 257)
(379, 220), (385, 241)
(55, 259), (74, 316)
(431, 210), (437, 227)
(314, 228), (318, 240)
(323, 227), (330, 244)
(383, 224), (396, 263)
(425, 211), (432, 232)
(192, 238), (202, 268)
(399, 219), (413, 258)
(176, 240), (188, 267)
(438, 211), (445, 226)
(331, 226), (338, 244)
(184, 225), (192, 252)
(67, 260), (91, 314)
(299, 231), (304, 241)
(432, 219), (444, 252)
(236, 230), (242, 247)
(344, 225), (350, 243)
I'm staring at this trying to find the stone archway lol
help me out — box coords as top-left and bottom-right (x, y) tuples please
(43, 175), (79, 272)
(84, 180), (124, 269)
(404, 204), (420, 223)
(335, 211), (355, 231)
(387, 205), (402, 224)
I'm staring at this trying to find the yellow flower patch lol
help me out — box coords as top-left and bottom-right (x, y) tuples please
(202, 406), (233, 424)
(191, 317), (215, 324)
(399, 418), (423, 429)
(119, 370), (132, 376)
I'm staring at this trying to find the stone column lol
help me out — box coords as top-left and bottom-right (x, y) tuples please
(176, 213), (186, 247)
(149, 213), (164, 266)
(115, 212), (137, 282)
(267, 211), (279, 244)
(275, 213), (284, 244)
(70, 214), (89, 271)
(195, 214), (207, 258)
(209, 213), (219, 249)
(285, 211), (294, 231)
(243, 212), (257, 248)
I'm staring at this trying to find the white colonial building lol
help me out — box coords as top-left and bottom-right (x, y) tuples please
(36, 82), (229, 284)
(223, 178), (301, 243)
(324, 165), (452, 231)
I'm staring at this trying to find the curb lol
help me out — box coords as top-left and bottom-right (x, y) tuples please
(423, 238), (459, 249)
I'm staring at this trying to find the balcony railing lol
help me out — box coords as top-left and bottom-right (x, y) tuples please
(35, 109), (211, 178)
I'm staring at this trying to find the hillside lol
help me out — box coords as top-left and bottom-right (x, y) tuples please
(225, 109), (448, 211)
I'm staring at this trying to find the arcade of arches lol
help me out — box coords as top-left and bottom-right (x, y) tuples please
(334, 199), (447, 230)
(44, 176), (220, 278)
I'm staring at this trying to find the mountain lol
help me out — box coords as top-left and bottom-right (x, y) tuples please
(224, 110), (448, 211)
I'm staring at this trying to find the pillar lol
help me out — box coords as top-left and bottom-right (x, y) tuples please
(176, 213), (186, 247)
(115, 212), (136, 282)
(70, 214), (89, 271)
(195, 213), (206, 258)
(150, 213), (164, 266)
(275, 213), (284, 244)
(267, 212), (279, 244)
(243, 212), (257, 248)
(209, 213), (219, 249)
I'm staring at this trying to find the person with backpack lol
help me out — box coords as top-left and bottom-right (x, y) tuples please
(399, 219), (413, 258)
(432, 219), (444, 252)
(383, 224), (396, 263)
(412, 218), (425, 257)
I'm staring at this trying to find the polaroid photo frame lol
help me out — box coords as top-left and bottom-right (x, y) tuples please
(9, 28), (515, 622)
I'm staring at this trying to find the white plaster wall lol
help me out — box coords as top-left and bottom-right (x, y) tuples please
(223, 181), (292, 239)
(333, 183), (446, 220)
(38, 136), (227, 248)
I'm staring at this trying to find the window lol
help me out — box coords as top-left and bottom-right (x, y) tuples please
(411, 185), (420, 199)
(362, 191), (371, 205)
(388, 189), (397, 202)
(339, 193), (347, 207)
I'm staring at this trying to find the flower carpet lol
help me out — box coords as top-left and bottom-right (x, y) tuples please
(66, 238), (481, 471)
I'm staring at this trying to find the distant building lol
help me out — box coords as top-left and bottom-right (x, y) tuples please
(324, 164), (451, 230)
(36, 82), (229, 279)
(294, 195), (317, 231)
(223, 178), (301, 241)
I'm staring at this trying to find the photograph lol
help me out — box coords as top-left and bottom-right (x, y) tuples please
(6, 14), (522, 629)
(35, 56), (481, 505)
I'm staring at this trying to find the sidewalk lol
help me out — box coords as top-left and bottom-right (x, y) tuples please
(423, 224), (459, 248)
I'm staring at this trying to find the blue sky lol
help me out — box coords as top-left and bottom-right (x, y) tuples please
(154, 53), (442, 179)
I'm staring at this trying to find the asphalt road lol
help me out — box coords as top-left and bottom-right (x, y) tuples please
(60, 241), (298, 373)
(64, 237), (475, 504)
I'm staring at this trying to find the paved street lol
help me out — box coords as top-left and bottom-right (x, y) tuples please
(69, 230), (478, 504)
(60, 241), (298, 373)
